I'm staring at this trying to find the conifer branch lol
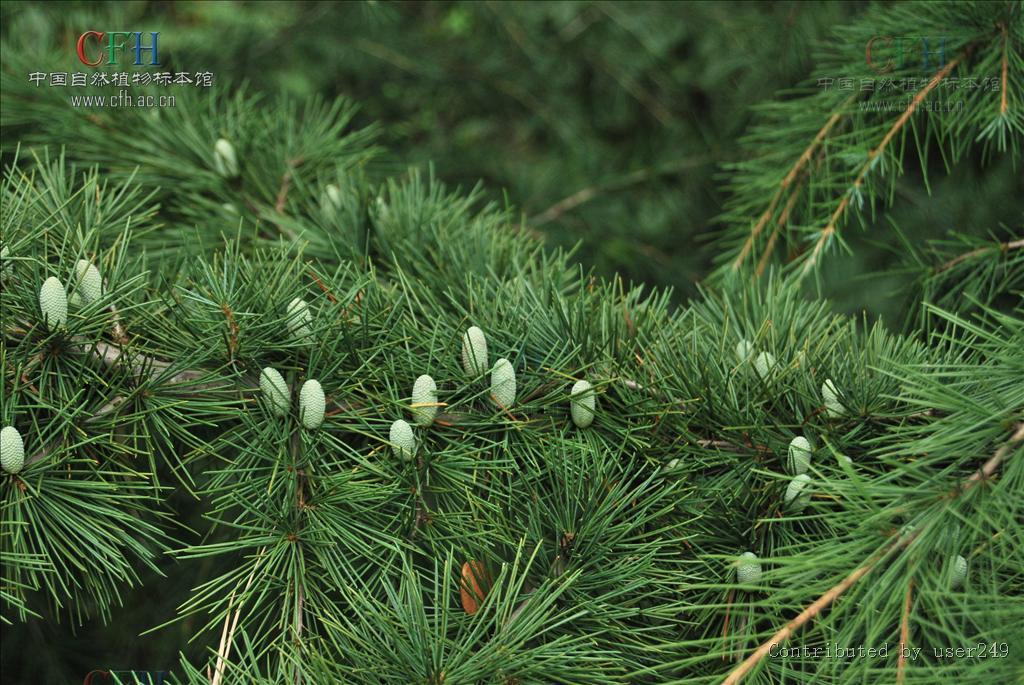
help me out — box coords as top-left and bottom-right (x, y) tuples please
(722, 421), (1024, 685)
(92, 340), (210, 385)
(732, 98), (851, 271)
(934, 237), (1024, 273)
(1, 5), (1019, 680)
(799, 49), (970, 278)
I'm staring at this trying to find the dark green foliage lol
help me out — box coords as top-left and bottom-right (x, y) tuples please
(1, 2), (1022, 685)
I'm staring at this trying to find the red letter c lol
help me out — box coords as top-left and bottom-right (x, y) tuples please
(83, 669), (110, 685)
(77, 31), (104, 67)
(866, 36), (894, 74)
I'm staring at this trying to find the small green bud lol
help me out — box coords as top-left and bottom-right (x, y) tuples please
(222, 203), (239, 216)
(39, 276), (68, 331)
(411, 374), (438, 427)
(785, 473), (812, 511)
(735, 339), (753, 362)
(299, 379), (325, 430)
(286, 298), (314, 343)
(213, 138), (239, 178)
(570, 380), (596, 428)
(0, 245), (9, 274)
(787, 436), (812, 475)
(461, 326), (488, 376)
(1, 426), (25, 474)
(324, 184), (342, 213)
(822, 378), (845, 418)
(736, 552), (762, 585)
(753, 351), (776, 380)
(490, 358), (516, 408)
(389, 419), (416, 461)
(950, 554), (968, 589)
(259, 367), (290, 417)
(72, 259), (104, 305)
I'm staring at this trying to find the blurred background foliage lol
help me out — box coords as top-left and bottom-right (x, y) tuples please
(1, 0), (1019, 314)
(3, 0), (863, 300)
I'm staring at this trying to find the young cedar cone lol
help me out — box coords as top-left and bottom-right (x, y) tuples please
(490, 358), (516, 408)
(460, 560), (491, 615)
(753, 351), (776, 380)
(736, 552), (762, 585)
(461, 326), (489, 376)
(286, 297), (314, 343)
(570, 380), (596, 428)
(39, 276), (68, 331)
(950, 554), (968, 589)
(259, 367), (290, 417)
(822, 379), (845, 418)
(389, 419), (416, 461)
(72, 259), (103, 305)
(785, 473), (813, 511)
(1, 426), (25, 474)
(299, 379), (325, 429)
(411, 374), (438, 427)
(324, 184), (342, 213)
(735, 339), (753, 362)
(787, 436), (812, 475)
(213, 138), (239, 178)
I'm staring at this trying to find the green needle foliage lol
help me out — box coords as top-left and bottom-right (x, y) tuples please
(1, 2), (1022, 685)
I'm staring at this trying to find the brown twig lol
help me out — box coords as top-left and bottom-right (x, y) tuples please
(291, 434), (307, 685)
(800, 51), (968, 278)
(490, 396), (521, 423)
(698, 439), (736, 449)
(211, 547), (267, 685)
(108, 302), (129, 345)
(732, 98), (851, 271)
(306, 269), (338, 304)
(897, 579), (914, 684)
(754, 177), (805, 277)
(722, 559), (880, 685)
(275, 158), (302, 214)
(721, 421), (1024, 685)
(1000, 23), (1009, 115)
(934, 238), (1024, 274)
(965, 422), (1024, 486)
(530, 157), (711, 226)
(221, 303), (239, 361)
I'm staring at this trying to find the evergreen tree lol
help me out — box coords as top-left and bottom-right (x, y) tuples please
(1, 1), (1022, 684)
